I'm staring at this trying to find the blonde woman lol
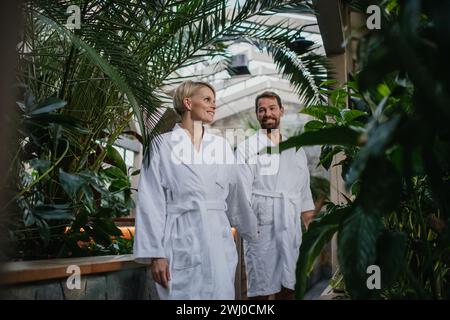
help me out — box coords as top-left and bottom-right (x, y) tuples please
(133, 80), (257, 299)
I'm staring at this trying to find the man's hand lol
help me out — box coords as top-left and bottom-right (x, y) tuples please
(301, 210), (316, 230)
(150, 258), (170, 288)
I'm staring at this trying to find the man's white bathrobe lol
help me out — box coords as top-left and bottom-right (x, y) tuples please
(133, 124), (257, 300)
(236, 131), (315, 297)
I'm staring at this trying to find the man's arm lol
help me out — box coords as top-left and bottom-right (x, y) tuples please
(301, 210), (316, 230)
(298, 148), (316, 230)
(225, 140), (258, 241)
(235, 140), (256, 204)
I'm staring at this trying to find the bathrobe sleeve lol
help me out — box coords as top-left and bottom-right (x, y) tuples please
(133, 145), (167, 264)
(235, 140), (256, 204)
(224, 142), (258, 241)
(298, 148), (315, 213)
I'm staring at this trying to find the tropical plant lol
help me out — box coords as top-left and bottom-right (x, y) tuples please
(21, 0), (329, 155)
(4, 90), (135, 259)
(4, 0), (330, 259)
(284, 0), (450, 299)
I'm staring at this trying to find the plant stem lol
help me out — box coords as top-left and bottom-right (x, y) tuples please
(3, 140), (70, 210)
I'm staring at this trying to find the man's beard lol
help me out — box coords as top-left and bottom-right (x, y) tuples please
(260, 117), (280, 130)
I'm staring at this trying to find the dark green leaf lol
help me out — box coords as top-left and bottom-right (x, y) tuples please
(23, 209), (36, 227)
(319, 145), (343, 170)
(35, 218), (50, 246)
(103, 166), (127, 180)
(59, 168), (86, 199)
(338, 206), (383, 299)
(346, 115), (401, 187)
(295, 206), (348, 299)
(301, 105), (341, 121)
(28, 159), (51, 173)
(376, 231), (407, 288)
(32, 204), (74, 221)
(109, 179), (129, 192)
(28, 97), (66, 115)
(275, 127), (361, 153)
(341, 109), (367, 123)
(106, 145), (127, 175)
(304, 120), (324, 132)
(131, 169), (140, 176)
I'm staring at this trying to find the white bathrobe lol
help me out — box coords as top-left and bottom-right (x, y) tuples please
(236, 131), (315, 297)
(133, 124), (257, 300)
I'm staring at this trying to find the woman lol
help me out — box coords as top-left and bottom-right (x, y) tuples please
(133, 80), (257, 299)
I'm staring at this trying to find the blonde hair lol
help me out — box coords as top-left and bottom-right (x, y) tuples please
(173, 80), (216, 116)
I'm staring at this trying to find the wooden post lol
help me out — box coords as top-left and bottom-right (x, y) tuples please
(313, 0), (354, 275)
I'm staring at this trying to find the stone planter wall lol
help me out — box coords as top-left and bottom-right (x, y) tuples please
(0, 255), (158, 300)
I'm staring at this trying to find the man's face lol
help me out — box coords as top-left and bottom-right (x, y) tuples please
(256, 97), (284, 130)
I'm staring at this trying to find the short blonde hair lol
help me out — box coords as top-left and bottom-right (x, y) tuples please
(173, 80), (216, 116)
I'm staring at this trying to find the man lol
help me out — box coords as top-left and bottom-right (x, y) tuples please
(236, 91), (316, 300)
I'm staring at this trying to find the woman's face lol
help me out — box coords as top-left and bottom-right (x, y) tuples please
(185, 86), (216, 124)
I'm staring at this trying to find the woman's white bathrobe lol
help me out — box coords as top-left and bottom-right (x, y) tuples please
(133, 124), (257, 300)
(236, 131), (315, 297)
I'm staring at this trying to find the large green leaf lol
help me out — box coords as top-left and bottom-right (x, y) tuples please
(318, 145), (343, 170)
(59, 168), (86, 199)
(36, 13), (148, 149)
(23, 209), (36, 227)
(28, 97), (66, 115)
(276, 127), (362, 153)
(28, 159), (51, 174)
(103, 166), (127, 180)
(357, 158), (402, 216)
(338, 206), (383, 299)
(303, 120), (325, 132)
(105, 146), (127, 175)
(341, 109), (367, 124)
(35, 218), (50, 247)
(32, 204), (75, 221)
(300, 105), (341, 121)
(88, 218), (123, 246)
(376, 231), (407, 288)
(96, 218), (123, 237)
(25, 113), (90, 134)
(295, 206), (348, 299)
(346, 115), (401, 188)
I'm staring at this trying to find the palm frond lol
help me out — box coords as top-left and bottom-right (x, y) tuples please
(23, 0), (329, 158)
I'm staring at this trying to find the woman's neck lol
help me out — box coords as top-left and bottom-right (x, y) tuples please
(180, 116), (204, 150)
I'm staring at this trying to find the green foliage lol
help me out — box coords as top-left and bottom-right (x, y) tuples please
(293, 0), (450, 299)
(5, 0), (330, 260)
(5, 93), (134, 259)
(88, 236), (134, 256)
(20, 0), (329, 157)
(296, 204), (347, 298)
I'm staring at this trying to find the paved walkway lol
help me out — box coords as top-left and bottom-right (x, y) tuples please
(303, 279), (330, 300)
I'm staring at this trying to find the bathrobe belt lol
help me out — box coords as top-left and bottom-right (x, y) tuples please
(166, 200), (227, 214)
(163, 199), (227, 295)
(252, 189), (301, 274)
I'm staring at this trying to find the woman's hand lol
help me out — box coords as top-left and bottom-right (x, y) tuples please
(150, 258), (171, 288)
